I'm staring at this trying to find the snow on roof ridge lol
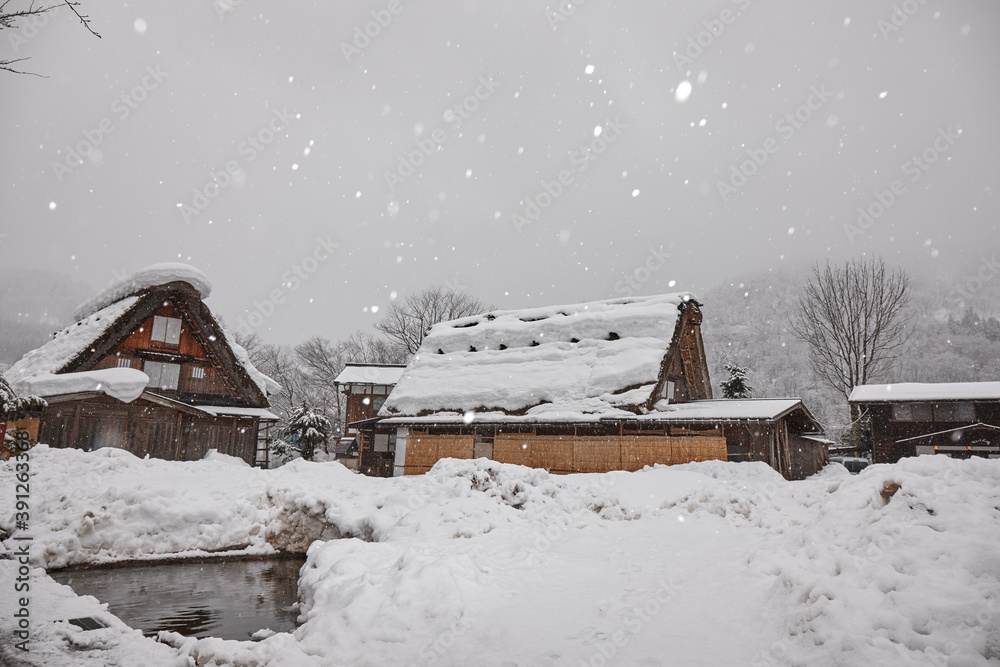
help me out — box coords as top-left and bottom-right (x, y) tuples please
(849, 381), (1000, 402)
(72, 263), (213, 322)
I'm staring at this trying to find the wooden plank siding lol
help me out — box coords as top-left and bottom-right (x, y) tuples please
(402, 431), (727, 475)
(35, 396), (260, 464)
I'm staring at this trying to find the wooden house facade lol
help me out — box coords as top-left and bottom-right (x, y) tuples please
(849, 382), (1000, 463)
(4, 264), (279, 465)
(358, 293), (826, 479)
(333, 362), (406, 474)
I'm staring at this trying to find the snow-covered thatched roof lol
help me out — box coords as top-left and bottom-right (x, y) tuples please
(380, 293), (694, 421)
(4, 264), (278, 401)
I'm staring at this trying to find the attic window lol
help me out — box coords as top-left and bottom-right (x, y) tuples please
(191, 366), (205, 379)
(607, 332), (620, 341)
(144, 361), (180, 391)
(116, 358), (131, 368)
(151, 316), (182, 346)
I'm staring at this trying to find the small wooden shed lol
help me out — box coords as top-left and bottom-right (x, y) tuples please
(3, 264), (280, 465)
(849, 382), (1000, 462)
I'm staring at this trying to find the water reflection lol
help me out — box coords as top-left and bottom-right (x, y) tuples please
(51, 557), (305, 640)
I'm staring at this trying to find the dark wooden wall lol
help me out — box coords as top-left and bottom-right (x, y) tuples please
(866, 401), (1000, 463)
(38, 396), (259, 464)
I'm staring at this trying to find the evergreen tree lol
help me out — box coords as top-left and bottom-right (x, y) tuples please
(720, 364), (753, 399)
(283, 404), (333, 462)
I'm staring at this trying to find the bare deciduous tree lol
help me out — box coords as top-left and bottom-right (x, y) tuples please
(342, 330), (407, 365)
(789, 257), (913, 419)
(375, 287), (490, 356)
(1, 1), (100, 75)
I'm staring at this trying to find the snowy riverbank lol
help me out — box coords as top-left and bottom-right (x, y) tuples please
(2, 446), (998, 666)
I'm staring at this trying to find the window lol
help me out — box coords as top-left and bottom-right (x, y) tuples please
(371, 395), (387, 412)
(116, 358), (131, 368)
(151, 316), (182, 345)
(893, 403), (933, 421)
(191, 366), (205, 379)
(144, 361), (180, 390)
(933, 402), (975, 421)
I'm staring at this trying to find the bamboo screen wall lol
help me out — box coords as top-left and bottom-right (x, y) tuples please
(403, 431), (727, 475)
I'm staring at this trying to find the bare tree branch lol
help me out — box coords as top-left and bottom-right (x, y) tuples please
(0, 0), (99, 76)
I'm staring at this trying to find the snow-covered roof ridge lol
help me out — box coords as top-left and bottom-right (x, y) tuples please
(72, 263), (212, 322)
(335, 363), (407, 386)
(381, 292), (695, 419)
(850, 382), (1000, 403)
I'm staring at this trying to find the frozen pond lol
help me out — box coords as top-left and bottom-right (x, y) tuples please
(51, 556), (305, 640)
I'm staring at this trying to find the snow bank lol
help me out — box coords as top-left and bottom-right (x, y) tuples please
(2, 449), (997, 666)
(14, 368), (150, 403)
(72, 263), (212, 322)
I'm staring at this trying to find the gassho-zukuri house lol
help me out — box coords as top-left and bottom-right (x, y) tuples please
(3, 264), (280, 466)
(849, 381), (1000, 463)
(355, 293), (827, 480)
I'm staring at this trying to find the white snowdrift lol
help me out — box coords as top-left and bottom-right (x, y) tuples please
(72, 263), (212, 322)
(13, 368), (150, 403)
(1, 448), (997, 666)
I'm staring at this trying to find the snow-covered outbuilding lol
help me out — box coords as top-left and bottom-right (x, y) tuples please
(361, 293), (826, 479)
(333, 362), (406, 473)
(850, 382), (1000, 462)
(3, 264), (280, 465)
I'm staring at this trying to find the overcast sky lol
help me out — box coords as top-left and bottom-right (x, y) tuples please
(2, 0), (997, 344)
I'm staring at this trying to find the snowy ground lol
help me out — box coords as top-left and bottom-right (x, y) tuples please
(2, 446), (999, 666)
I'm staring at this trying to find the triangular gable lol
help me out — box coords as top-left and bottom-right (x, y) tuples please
(59, 281), (268, 408)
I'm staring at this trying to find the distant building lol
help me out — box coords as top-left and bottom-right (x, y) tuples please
(849, 382), (1000, 462)
(4, 264), (280, 465)
(334, 362), (406, 474)
(361, 293), (827, 479)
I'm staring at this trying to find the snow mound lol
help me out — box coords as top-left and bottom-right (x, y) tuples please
(72, 263), (212, 322)
(14, 368), (149, 403)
